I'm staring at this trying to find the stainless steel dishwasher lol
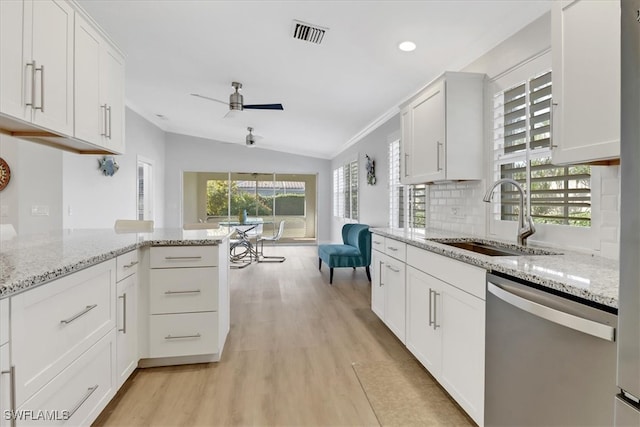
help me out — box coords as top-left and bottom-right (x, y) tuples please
(485, 273), (618, 426)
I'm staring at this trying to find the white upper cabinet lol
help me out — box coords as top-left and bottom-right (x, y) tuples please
(75, 13), (126, 154)
(0, 0), (74, 136)
(401, 72), (485, 184)
(0, 0), (125, 154)
(551, 0), (620, 164)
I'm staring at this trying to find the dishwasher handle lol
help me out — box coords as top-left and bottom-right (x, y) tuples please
(487, 282), (615, 342)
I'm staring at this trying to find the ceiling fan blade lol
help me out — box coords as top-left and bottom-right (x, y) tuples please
(190, 93), (228, 106)
(243, 103), (284, 111)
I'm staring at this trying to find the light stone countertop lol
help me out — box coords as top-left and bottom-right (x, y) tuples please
(0, 228), (232, 299)
(372, 228), (619, 310)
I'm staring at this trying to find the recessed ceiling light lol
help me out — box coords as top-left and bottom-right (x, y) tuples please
(398, 41), (416, 52)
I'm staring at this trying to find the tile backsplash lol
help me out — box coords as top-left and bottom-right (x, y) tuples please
(427, 181), (485, 236)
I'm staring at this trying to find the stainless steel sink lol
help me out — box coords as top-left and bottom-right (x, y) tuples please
(428, 239), (561, 256)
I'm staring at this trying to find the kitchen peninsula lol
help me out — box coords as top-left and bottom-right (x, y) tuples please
(0, 228), (231, 426)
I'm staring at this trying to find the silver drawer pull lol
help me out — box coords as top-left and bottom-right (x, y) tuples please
(118, 293), (127, 334)
(60, 304), (97, 325)
(123, 261), (139, 269)
(165, 333), (201, 340)
(373, 241), (382, 245)
(386, 265), (400, 273)
(164, 256), (202, 260)
(67, 385), (99, 419)
(164, 290), (201, 295)
(387, 247), (399, 251)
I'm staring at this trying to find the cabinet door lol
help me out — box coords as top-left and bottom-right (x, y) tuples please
(30, 0), (74, 135)
(0, 344), (10, 427)
(101, 45), (125, 154)
(383, 258), (406, 343)
(371, 250), (385, 320)
(116, 273), (138, 388)
(411, 81), (446, 182)
(400, 107), (413, 184)
(405, 266), (442, 375)
(551, 0), (620, 164)
(439, 284), (485, 425)
(0, 0), (31, 122)
(74, 15), (103, 145)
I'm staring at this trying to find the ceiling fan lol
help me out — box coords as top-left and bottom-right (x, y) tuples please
(246, 127), (258, 146)
(191, 82), (284, 112)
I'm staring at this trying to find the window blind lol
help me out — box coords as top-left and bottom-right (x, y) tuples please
(333, 159), (358, 220)
(388, 140), (404, 228)
(493, 70), (591, 227)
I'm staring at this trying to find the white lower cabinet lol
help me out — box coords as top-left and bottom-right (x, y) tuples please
(115, 250), (138, 388)
(0, 343), (10, 427)
(16, 330), (116, 426)
(371, 248), (406, 343)
(145, 243), (229, 364)
(371, 234), (486, 426)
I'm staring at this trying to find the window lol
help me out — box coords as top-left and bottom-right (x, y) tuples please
(493, 70), (591, 227)
(137, 158), (153, 221)
(333, 160), (358, 220)
(388, 140), (426, 231)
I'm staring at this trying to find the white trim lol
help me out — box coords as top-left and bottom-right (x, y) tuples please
(333, 107), (400, 158)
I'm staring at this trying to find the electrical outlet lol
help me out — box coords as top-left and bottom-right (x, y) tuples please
(31, 205), (50, 216)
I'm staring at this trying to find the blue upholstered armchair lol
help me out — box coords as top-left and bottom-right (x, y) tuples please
(318, 224), (372, 284)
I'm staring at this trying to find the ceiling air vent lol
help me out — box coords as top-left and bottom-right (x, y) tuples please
(291, 20), (328, 45)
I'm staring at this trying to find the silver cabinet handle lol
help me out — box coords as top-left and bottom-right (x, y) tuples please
(488, 282), (615, 341)
(67, 385), (99, 419)
(165, 333), (201, 340)
(373, 241), (382, 246)
(118, 293), (127, 333)
(436, 141), (443, 171)
(164, 289), (201, 295)
(386, 264), (400, 273)
(433, 291), (440, 329)
(387, 246), (399, 252)
(100, 104), (108, 136)
(60, 304), (97, 325)
(164, 256), (202, 260)
(25, 61), (35, 109)
(1, 366), (16, 427)
(404, 153), (410, 177)
(428, 289), (434, 327)
(34, 64), (44, 112)
(106, 105), (112, 139)
(123, 260), (139, 269)
(379, 260), (384, 287)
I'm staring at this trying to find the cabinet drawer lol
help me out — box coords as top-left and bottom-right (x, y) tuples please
(384, 239), (407, 262)
(17, 330), (116, 427)
(150, 246), (218, 269)
(372, 234), (385, 252)
(407, 246), (485, 300)
(116, 250), (139, 282)
(11, 260), (115, 406)
(149, 267), (218, 314)
(149, 312), (218, 358)
(0, 298), (8, 346)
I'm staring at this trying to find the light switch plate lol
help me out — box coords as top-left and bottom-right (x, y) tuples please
(31, 205), (50, 216)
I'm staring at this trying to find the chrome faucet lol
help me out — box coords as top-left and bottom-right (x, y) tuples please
(483, 178), (535, 246)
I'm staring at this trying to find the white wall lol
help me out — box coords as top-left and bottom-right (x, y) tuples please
(0, 133), (63, 236)
(329, 116), (400, 242)
(61, 108), (166, 229)
(163, 132), (332, 242)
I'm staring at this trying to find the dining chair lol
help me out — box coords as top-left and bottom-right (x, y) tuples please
(257, 220), (286, 263)
(114, 219), (154, 232)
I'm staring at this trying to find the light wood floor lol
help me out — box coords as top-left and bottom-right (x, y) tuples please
(94, 246), (467, 426)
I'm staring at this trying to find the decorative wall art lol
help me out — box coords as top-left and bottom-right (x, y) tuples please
(0, 157), (11, 191)
(98, 156), (120, 177)
(365, 154), (376, 185)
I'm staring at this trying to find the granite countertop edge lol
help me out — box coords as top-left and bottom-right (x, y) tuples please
(371, 228), (619, 309)
(0, 232), (230, 300)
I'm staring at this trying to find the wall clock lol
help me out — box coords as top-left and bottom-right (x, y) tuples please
(0, 157), (10, 191)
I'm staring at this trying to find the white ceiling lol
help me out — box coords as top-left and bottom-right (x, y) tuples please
(77, 0), (551, 159)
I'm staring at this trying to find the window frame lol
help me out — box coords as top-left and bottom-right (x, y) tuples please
(487, 52), (600, 251)
(333, 159), (358, 221)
